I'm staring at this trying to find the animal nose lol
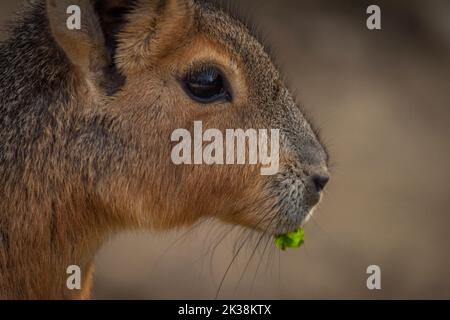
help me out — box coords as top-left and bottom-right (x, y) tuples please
(312, 174), (329, 192)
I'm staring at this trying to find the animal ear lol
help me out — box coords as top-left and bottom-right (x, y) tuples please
(115, 0), (195, 72)
(46, 0), (129, 94)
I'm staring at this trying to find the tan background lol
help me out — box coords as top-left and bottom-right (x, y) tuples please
(1, 0), (449, 299)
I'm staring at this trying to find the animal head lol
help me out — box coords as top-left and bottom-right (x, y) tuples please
(46, 0), (329, 236)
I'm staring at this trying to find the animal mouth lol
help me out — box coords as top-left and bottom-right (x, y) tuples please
(272, 211), (312, 235)
(265, 183), (313, 234)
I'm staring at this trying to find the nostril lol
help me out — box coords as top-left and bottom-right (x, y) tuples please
(312, 174), (329, 192)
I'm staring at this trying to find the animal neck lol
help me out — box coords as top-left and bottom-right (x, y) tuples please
(0, 3), (113, 299)
(0, 189), (111, 299)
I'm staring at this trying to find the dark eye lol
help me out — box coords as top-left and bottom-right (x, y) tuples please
(182, 67), (231, 104)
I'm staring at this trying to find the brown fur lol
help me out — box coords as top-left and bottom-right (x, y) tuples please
(0, 0), (329, 299)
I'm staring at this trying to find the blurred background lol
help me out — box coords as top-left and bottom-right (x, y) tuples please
(1, 0), (449, 299)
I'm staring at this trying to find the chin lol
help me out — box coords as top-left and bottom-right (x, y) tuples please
(269, 203), (319, 236)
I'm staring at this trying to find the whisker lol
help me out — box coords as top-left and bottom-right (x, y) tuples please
(233, 217), (275, 295)
(214, 230), (253, 299)
(250, 234), (273, 293)
(150, 218), (208, 272)
(213, 205), (275, 299)
(204, 224), (236, 283)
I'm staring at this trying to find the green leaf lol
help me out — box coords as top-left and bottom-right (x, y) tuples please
(274, 228), (305, 250)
